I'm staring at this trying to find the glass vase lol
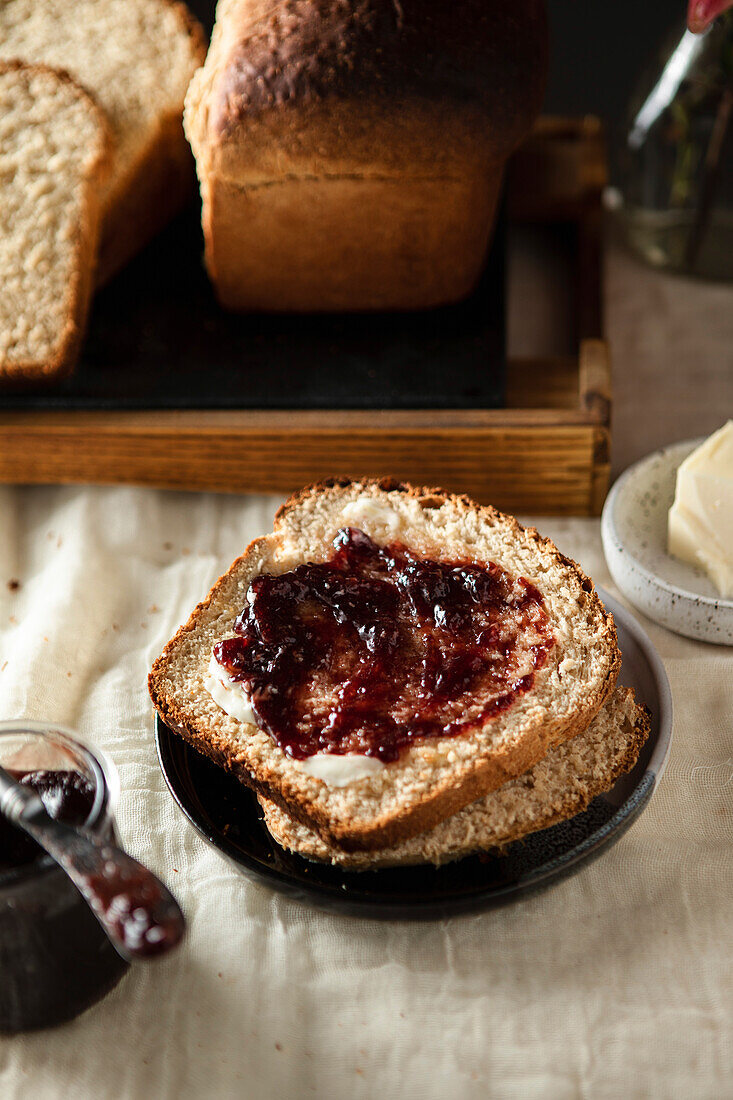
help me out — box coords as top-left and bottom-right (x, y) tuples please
(615, 12), (733, 280)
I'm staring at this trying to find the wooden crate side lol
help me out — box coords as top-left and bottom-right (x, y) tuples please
(578, 339), (612, 424)
(508, 116), (607, 222)
(0, 413), (601, 514)
(589, 426), (612, 515)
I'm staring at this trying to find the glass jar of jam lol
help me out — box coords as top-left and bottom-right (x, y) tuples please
(0, 723), (130, 1033)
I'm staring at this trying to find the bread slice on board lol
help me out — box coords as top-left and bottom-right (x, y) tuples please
(0, 61), (111, 384)
(0, 0), (206, 283)
(258, 685), (650, 868)
(149, 479), (621, 851)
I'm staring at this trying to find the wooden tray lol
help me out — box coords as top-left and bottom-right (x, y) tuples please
(0, 117), (609, 514)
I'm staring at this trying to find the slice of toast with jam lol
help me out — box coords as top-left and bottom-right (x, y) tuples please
(149, 479), (621, 852)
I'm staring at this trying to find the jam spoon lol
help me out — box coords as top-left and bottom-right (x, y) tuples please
(0, 763), (185, 960)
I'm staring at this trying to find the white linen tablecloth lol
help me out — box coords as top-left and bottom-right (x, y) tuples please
(0, 484), (731, 1100)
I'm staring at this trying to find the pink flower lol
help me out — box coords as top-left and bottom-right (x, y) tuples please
(688, 0), (733, 32)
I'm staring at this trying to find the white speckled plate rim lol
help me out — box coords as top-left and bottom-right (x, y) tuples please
(602, 439), (733, 644)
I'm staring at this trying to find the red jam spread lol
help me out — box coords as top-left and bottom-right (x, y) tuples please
(0, 770), (94, 871)
(214, 528), (555, 763)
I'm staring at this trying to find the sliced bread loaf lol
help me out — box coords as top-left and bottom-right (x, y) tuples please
(0, 61), (111, 383)
(149, 479), (621, 851)
(258, 685), (650, 868)
(0, 0), (206, 282)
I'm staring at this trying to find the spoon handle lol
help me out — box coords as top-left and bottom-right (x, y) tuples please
(0, 765), (44, 821)
(27, 818), (185, 959)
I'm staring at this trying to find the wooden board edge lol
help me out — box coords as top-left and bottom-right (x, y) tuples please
(508, 115), (607, 223)
(0, 419), (604, 515)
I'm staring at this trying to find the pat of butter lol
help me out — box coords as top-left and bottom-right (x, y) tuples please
(295, 754), (385, 786)
(205, 651), (386, 786)
(205, 653), (257, 725)
(668, 421), (733, 598)
(341, 497), (403, 537)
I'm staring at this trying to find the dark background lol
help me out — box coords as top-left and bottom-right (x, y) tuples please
(545, 0), (683, 124)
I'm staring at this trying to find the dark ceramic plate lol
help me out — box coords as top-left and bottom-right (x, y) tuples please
(155, 591), (672, 919)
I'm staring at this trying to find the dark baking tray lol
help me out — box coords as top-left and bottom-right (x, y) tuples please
(2, 200), (506, 412)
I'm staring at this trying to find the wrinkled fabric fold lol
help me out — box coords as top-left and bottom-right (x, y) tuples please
(0, 486), (730, 1100)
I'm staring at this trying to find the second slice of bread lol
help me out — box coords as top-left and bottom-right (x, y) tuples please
(150, 479), (621, 851)
(258, 685), (650, 868)
(0, 61), (111, 383)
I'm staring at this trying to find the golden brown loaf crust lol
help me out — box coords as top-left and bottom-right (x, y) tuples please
(204, 0), (548, 176)
(184, 0), (547, 311)
(149, 478), (621, 851)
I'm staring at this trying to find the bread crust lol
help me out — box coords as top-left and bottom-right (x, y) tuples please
(184, 0), (546, 310)
(96, 108), (198, 285)
(202, 170), (503, 312)
(96, 0), (207, 283)
(149, 479), (621, 850)
(259, 687), (651, 868)
(0, 61), (113, 385)
(191, 0), (547, 179)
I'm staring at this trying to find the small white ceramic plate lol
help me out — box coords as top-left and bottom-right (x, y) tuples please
(602, 440), (733, 645)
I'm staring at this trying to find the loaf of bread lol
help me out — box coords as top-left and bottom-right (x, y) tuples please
(149, 479), (620, 852)
(0, 62), (111, 383)
(0, 0), (206, 283)
(258, 686), (650, 868)
(184, 0), (547, 311)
